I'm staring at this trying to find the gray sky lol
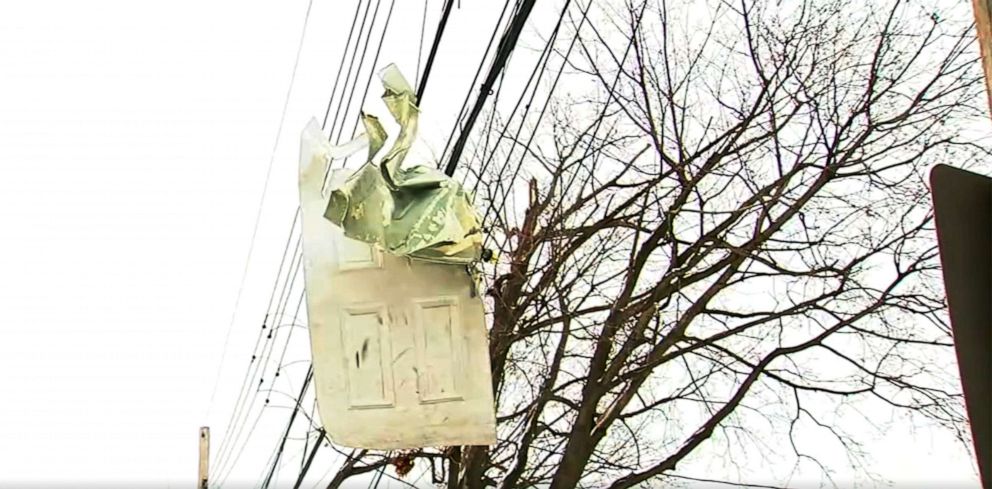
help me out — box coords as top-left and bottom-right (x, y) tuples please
(0, 0), (982, 487)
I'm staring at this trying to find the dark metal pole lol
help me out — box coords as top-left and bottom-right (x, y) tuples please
(930, 164), (991, 489)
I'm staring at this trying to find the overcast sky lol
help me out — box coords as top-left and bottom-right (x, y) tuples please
(0, 0), (983, 487)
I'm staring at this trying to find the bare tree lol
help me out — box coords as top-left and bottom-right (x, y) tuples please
(326, 0), (991, 487)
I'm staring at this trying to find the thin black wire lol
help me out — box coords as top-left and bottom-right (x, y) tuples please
(216, 288), (305, 487)
(293, 427), (325, 489)
(443, 0), (539, 176)
(225, 286), (303, 480)
(300, 397), (315, 471)
(261, 366), (315, 489)
(245, 0), (401, 485)
(367, 463), (387, 489)
(216, 402), (269, 487)
(438, 0), (515, 165)
(460, 76), (504, 189)
(236, 0), (489, 484)
(323, 0), (373, 132)
(282, 0), (398, 469)
(213, 210), (297, 459)
(332, 0), (386, 145)
(268, 291), (307, 398)
(214, 238), (304, 485)
(541, 3), (643, 241)
(468, 3), (567, 200)
(257, 252), (305, 384)
(346, 0), (398, 141)
(415, 0), (455, 102)
(479, 0), (590, 228)
(214, 0), (367, 477)
(301, 4), (578, 487)
(415, 1), (429, 88)
(252, 374), (320, 486)
(489, 0), (641, 244)
(329, 0), (381, 144)
(215, 0), (374, 482)
(207, 0), (314, 423)
(212, 212), (300, 479)
(216, 237), (303, 482)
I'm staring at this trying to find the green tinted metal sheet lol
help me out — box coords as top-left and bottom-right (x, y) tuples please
(323, 64), (484, 265)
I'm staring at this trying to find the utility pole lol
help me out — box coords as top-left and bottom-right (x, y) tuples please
(198, 427), (210, 489)
(973, 0), (992, 114)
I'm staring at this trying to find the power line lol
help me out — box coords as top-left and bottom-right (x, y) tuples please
(207, 0), (315, 422)
(216, 0), (482, 485)
(293, 426), (325, 489)
(321, 2), (366, 130)
(486, 0), (644, 258)
(212, 211), (300, 477)
(218, 276), (306, 486)
(327, 0), (379, 144)
(279, 0), (400, 472)
(223, 0), (400, 485)
(214, 2), (371, 478)
(300, 397), (318, 472)
(346, 0), (398, 141)
(443, 0), (539, 176)
(415, 0), (455, 102)
(415, 2), (429, 88)
(214, 240), (305, 485)
(439, 0), (515, 167)
(320, 0), (372, 129)
(214, 0), (373, 483)
(467, 0), (572, 199)
(261, 366), (315, 489)
(480, 0), (591, 228)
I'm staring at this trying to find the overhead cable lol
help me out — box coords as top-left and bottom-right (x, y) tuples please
(415, 0), (455, 102)
(443, 0), (539, 176)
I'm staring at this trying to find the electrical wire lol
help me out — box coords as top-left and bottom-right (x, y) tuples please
(438, 0), (516, 166)
(214, 241), (304, 485)
(479, 0), (591, 228)
(415, 0), (455, 102)
(322, 2), (366, 131)
(443, 0), (540, 176)
(212, 212), (300, 482)
(485, 0), (644, 261)
(327, 0), (380, 144)
(415, 1), (429, 88)
(261, 366), (314, 489)
(206, 0), (315, 422)
(346, 0), (398, 141)
(217, 0), (400, 485)
(214, 1), (373, 484)
(214, 0), (535, 485)
(293, 427), (325, 489)
(467, 1), (571, 200)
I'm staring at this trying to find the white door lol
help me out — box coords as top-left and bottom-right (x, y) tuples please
(298, 122), (496, 449)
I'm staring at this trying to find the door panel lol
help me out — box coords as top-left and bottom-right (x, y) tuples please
(413, 297), (461, 403)
(340, 304), (394, 409)
(337, 235), (382, 271)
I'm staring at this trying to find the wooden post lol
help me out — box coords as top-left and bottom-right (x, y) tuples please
(198, 427), (210, 489)
(973, 0), (992, 114)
